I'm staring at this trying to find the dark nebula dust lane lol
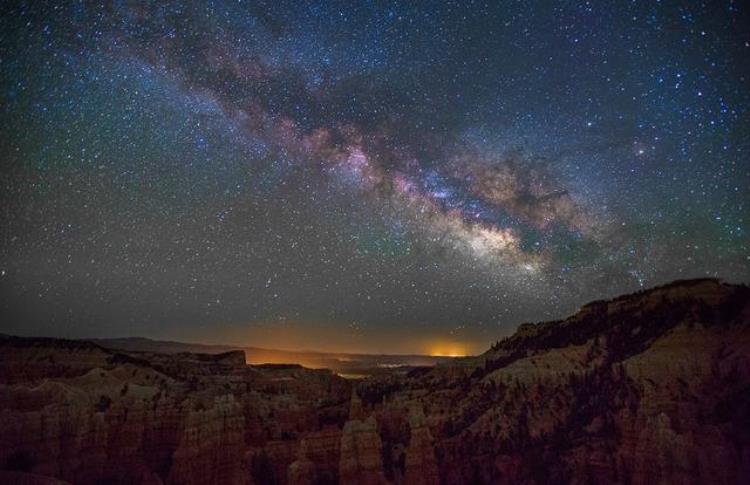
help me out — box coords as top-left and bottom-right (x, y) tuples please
(0, 1), (748, 353)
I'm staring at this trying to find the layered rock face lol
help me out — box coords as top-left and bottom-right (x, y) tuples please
(360, 278), (750, 484)
(1, 278), (749, 484)
(0, 340), (351, 485)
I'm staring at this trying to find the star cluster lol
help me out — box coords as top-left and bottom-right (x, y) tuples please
(1, 1), (748, 353)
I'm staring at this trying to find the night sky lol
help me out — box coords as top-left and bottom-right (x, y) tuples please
(1, 1), (748, 354)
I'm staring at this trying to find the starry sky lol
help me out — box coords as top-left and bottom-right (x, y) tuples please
(1, 1), (748, 354)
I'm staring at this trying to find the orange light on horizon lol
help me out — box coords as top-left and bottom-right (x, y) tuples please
(428, 342), (468, 358)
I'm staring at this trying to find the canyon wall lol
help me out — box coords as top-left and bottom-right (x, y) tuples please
(1, 278), (748, 484)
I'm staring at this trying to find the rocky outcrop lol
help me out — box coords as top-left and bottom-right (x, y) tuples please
(287, 439), (315, 485)
(167, 395), (249, 485)
(335, 390), (388, 484)
(404, 406), (439, 485)
(359, 278), (750, 484)
(348, 389), (364, 421)
(339, 416), (387, 485)
(298, 427), (342, 483)
(0, 339), (351, 485)
(0, 337), (112, 384)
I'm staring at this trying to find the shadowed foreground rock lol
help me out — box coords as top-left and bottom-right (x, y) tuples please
(1, 278), (748, 484)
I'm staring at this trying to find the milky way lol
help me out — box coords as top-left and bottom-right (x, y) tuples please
(1, 1), (748, 353)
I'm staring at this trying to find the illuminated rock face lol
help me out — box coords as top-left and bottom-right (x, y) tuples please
(1, 279), (749, 484)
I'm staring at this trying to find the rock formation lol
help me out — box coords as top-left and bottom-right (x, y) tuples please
(404, 405), (439, 485)
(1, 278), (749, 484)
(0, 338), (351, 485)
(287, 439), (315, 485)
(361, 278), (750, 484)
(339, 416), (388, 485)
(348, 388), (364, 421)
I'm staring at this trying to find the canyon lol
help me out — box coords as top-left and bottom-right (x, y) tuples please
(1, 278), (748, 484)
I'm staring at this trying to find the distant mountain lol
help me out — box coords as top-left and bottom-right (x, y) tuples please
(0, 278), (748, 484)
(88, 336), (453, 374)
(88, 336), (241, 355)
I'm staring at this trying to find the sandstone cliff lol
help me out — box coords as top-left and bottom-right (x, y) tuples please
(360, 278), (750, 484)
(0, 338), (351, 485)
